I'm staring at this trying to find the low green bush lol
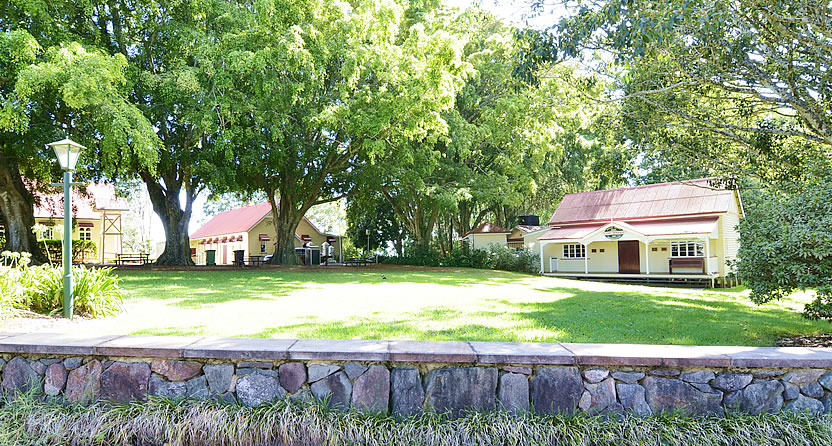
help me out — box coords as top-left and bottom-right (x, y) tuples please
(382, 244), (539, 274)
(0, 251), (123, 318)
(1, 394), (831, 446)
(41, 239), (97, 262)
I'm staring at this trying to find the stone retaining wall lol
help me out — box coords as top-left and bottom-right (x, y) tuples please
(2, 333), (832, 417)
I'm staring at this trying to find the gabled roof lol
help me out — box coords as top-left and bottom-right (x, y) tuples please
(34, 183), (128, 220)
(514, 225), (542, 233)
(461, 222), (510, 238)
(190, 202), (333, 240)
(190, 202), (272, 239)
(547, 178), (735, 226)
(539, 216), (720, 241)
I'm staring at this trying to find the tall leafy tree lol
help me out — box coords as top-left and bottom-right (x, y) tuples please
(0, 28), (158, 262)
(548, 0), (831, 184)
(2, 0), (238, 265)
(213, 0), (469, 263)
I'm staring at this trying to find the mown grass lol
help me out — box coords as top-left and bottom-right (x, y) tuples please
(1, 395), (831, 446)
(65, 267), (832, 346)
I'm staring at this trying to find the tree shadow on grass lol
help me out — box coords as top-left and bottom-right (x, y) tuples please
(507, 286), (828, 346)
(247, 306), (521, 342)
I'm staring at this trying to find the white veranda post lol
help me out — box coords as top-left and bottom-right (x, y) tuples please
(539, 242), (545, 273)
(645, 240), (650, 275)
(583, 243), (588, 274)
(703, 237), (710, 274)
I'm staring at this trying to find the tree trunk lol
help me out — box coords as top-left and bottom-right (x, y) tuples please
(0, 158), (48, 263)
(267, 194), (305, 265)
(142, 173), (195, 266)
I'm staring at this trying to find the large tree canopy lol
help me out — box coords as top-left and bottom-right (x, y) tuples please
(213, 0), (469, 263)
(547, 0), (831, 184)
(0, 27), (158, 261)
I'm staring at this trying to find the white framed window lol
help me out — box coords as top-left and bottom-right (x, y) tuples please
(40, 227), (53, 240)
(79, 227), (92, 241)
(260, 241), (266, 253)
(562, 243), (586, 259)
(670, 240), (704, 257)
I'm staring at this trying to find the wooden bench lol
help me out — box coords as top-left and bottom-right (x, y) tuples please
(247, 256), (266, 266)
(669, 257), (705, 274)
(116, 253), (151, 265)
(345, 257), (372, 266)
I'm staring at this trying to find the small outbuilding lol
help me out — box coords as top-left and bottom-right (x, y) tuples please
(537, 178), (744, 286)
(460, 223), (511, 251)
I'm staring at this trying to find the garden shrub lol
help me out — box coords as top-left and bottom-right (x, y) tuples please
(381, 244), (539, 274)
(40, 239), (97, 262)
(0, 251), (123, 318)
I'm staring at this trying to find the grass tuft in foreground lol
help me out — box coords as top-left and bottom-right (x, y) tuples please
(2, 394), (832, 446)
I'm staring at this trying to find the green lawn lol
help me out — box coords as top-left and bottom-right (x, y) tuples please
(41, 265), (824, 346)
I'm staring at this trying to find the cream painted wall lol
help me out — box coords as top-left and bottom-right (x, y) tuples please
(35, 216), (123, 263)
(523, 231), (548, 250)
(587, 241), (619, 273)
(470, 233), (508, 250)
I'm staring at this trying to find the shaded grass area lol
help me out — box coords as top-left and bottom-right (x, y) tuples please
(105, 267), (831, 346)
(2, 395), (832, 446)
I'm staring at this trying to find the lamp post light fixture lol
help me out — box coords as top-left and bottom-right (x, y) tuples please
(365, 228), (370, 256)
(47, 138), (86, 319)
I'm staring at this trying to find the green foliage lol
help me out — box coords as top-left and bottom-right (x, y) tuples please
(0, 252), (123, 318)
(40, 240), (96, 262)
(3, 393), (832, 445)
(738, 177), (832, 320)
(347, 193), (406, 256)
(383, 244), (539, 274)
(551, 0), (831, 187)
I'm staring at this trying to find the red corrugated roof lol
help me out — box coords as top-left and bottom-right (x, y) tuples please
(461, 222), (510, 238)
(33, 183), (128, 220)
(547, 178), (734, 225)
(539, 216), (720, 241)
(190, 202), (272, 239)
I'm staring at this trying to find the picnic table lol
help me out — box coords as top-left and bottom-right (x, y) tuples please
(247, 255), (266, 266)
(116, 253), (151, 265)
(344, 257), (375, 266)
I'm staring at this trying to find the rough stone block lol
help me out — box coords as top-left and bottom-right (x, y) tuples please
(724, 391), (741, 412)
(424, 367), (497, 418)
(502, 366), (532, 375)
(308, 364), (340, 383)
(256, 369), (278, 377)
(310, 371), (352, 411)
(344, 362), (369, 380)
(237, 361), (273, 369)
(612, 371), (644, 384)
(583, 369), (609, 383)
(617, 383), (651, 416)
(151, 359), (202, 382)
(783, 383), (800, 400)
(738, 380), (784, 415)
(40, 358), (63, 366)
(289, 389), (312, 402)
(204, 364), (234, 395)
(28, 360), (46, 375)
(532, 367), (583, 414)
(800, 381), (824, 398)
(100, 362), (151, 402)
(2, 356), (41, 394)
(782, 369), (825, 384)
(643, 376), (723, 416)
(582, 377), (616, 414)
(44, 363), (67, 396)
(498, 373), (529, 414)
(186, 375), (209, 398)
(681, 370), (715, 384)
(63, 357), (83, 370)
(785, 395), (824, 414)
(391, 367), (424, 418)
(149, 375), (187, 398)
(351, 365), (389, 413)
(236, 374), (285, 407)
(648, 369), (680, 377)
(712, 373), (752, 392)
(278, 362), (306, 394)
(819, 371), (832, 391)
(65, 360), (102, 403)
(752, 370), (783, 379)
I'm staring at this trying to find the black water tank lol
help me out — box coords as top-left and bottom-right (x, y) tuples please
(517, 215), (540, 226)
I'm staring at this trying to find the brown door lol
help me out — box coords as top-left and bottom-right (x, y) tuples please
(222, 245), (228, 264)
(618, 240), (640, 274)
